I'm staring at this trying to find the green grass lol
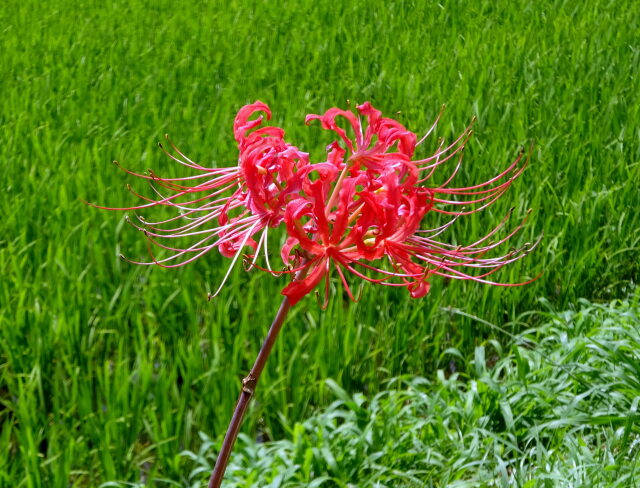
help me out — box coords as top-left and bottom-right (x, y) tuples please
(121, 290), (640, 487)
(1, 0), (639, 486)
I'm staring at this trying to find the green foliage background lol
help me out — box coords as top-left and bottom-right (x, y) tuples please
(1, 0), (638, 486)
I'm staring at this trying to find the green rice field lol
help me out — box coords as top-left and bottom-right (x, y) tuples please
(1, 0), (639, 486)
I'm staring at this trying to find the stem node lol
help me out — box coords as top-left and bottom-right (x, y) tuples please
(241, 374), (257, 394)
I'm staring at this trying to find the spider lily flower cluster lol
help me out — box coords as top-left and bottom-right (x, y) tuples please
(101, 101), (538, 304)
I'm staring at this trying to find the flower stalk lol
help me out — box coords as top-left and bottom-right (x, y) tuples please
(208, 262), (308, 488)
(207, 296), (290, 488)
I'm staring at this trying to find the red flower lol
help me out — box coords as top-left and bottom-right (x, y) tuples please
(98, 101), (537, 303)
(93, 101), (308, 296)
(279, 102), (538, 305)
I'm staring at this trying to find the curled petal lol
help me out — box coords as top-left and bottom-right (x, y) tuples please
(233, 101), (272, 144)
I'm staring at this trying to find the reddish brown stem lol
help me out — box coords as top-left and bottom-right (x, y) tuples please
(207, 295), (295, 488)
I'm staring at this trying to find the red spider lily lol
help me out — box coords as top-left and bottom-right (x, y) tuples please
(91, 101), (308, 296)
(94, 101), (539, 488)
(96, 101), (537, 304)
(278, 102), (539, 305)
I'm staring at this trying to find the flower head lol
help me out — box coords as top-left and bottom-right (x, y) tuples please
(96, 101), (538, 303)
(278, 103), (537, 304)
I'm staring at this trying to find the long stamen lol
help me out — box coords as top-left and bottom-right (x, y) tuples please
(325, 165), (349, 214)
(261, 226), (277, 275)
(209, 222), (259, 299)
(416, 104), (446, 147)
